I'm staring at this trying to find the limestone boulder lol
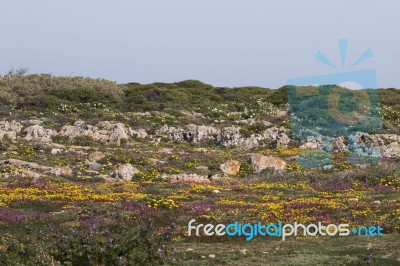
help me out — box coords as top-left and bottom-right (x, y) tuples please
(113, 163), (140, 181)
(24, 125), (56, 143)
(89, 151), (105, 162)
(249, 154), (286, 173)
(220, 160), (241, 175)
(0, 120), (23, 142)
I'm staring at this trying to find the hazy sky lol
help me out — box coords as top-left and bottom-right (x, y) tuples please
(1, 1), (399, 88)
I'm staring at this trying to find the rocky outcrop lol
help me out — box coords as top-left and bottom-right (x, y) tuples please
(157, 124), (295, 150)
(275, 110), (288, 118)
(184, 124), (220, 143)
(88, 151), (105, 162)
(236, 136), (260, 149)
(59, 121), (131, 145)
(300, 139), (321, 150)
(300, 135), (347, 153)
(113, 164), (140, 181)
(130, 128), (148, 139)
(237, 118), (272, 127)
(3, 117), (399, 161)
(0, 159), (52, 172)
(101, 122), (130, 144)
(349, 132), (400, 158)
(220, 160), (241, 175)
(263, 126), (291, 148)
(155, 123), (399, 157)
(0, 120), (23, 133)
(249, 154), (286, 172)
(0, 159), (74, 178)
(161, 173), (211, 183)
(380, 142), (400, 158)
(158, 124), (220, 143)
(157, 125), (185, 142)
(380, 142), (400, 157)
(158, 124), (260, 149)
(350, 132), (385, 147)
(0, 120), (22, 142)
(298, 132), (400, 158)
(24, 125), (56, 143)
(332, 136), (347, 153)
(51, 148), (63, 155)
(276, 133), (291, 149)
(380, 134), (400, 143)
(51, 166), (73, 177)
(218, 126), (241, 147)
(86, 162), (102, 171)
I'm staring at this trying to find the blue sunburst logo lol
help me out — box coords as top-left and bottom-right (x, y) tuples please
(286, 39), (382, 168)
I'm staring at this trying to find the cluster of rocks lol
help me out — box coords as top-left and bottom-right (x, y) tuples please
(157, 124), (290, 149)
(0, 120), (148, 145)
(1, 119), (400, 158)
(0, 146), (287, 182)
(162, 154), (287, 183)
(350, 132), (400, 158)
(158, 124), (219, 144)
(249, 154), (286, 172)
(299, 136), (346, 152)
(0, 121), (23, 142)
(219, 154), (286, 175)
(113, 163), (140, 182)
(59, 121), (142, 145)
(0, 151), (141, 182)
(0, 159), (72, 179)
(25, 124), (57, 143)
(220, 160), (241, 175)
(299, 132), (400, 158)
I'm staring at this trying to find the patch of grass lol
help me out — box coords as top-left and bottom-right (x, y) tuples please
(170, 234), (400, 265)
(72, 135), (97, 146)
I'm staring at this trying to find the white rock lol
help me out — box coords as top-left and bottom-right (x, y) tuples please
(51, 166), (73, 177)
(249, 154), (286, 172)
(0, 120), (23, 142)
(113, 163), (140, 181)
(88, 151), (105, 162)
(130, 128), (148, 139)
(60, 121), (131, 145)
(161, 173), (212, 183)
(24, 125), (56, 143)
(51, 149), (63, 155)
(220, 160), (241, 175)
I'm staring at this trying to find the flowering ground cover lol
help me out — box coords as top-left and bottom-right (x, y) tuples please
(0, 169), (398, 265)
(0, 77), (399, 265)
(0, 135), (399, 265)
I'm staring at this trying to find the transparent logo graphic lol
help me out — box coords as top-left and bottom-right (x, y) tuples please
(286, 39), (382, 168)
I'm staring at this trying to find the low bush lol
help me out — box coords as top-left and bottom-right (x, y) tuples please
(0, 207), (174, 266)
(72, 135), (97, 147)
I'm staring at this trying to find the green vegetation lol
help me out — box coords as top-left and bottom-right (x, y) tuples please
(0, 206), (173, 265)
(0, 71), (399, 265)
(172, 235), (400, 266)
(1, 72), (399, 133)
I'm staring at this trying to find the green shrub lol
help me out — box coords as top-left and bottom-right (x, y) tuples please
(240, 122), (268, 138)
(0, 73), (398, 135)
(72, 135), (97, 146)
(0, 73), (122, 107)
(51, 135), (69, 144)
(51, 214), (171, 265)
(0, 208), (174, 266)
(48, 87), (119, 106)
